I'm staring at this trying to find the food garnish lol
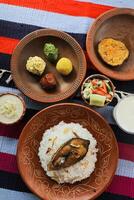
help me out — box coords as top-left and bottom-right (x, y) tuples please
(48, 138), (90, 170)
(44, 43), (58, 62)
(26, 56), (46, 75)
(56, 57), (73, 75)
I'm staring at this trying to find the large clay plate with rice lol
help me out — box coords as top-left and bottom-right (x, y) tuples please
(86, 8), (134, 80)
(11, 29), (86, 103)
(17, 103), (118, 200)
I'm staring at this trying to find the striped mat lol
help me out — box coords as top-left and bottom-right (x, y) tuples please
(0, 0), (134, 200)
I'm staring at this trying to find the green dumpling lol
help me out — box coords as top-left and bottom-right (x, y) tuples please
(44, 43), (58, 62)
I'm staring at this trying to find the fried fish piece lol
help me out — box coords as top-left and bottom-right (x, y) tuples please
(40, 73), (57, 90)
(48, 138), (90, 170)
(98, 38), (129, 66)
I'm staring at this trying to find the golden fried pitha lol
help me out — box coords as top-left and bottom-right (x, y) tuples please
(98, 38), (129, 66)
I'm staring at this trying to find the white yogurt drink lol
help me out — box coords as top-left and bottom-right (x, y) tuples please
(113, 96), (134, 134)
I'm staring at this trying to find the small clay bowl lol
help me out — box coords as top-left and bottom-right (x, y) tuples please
(86, 8), (134, 81)
(11, 29), (87, 103)
(81, 74), (115, 107)
(0, 93), (26, 125)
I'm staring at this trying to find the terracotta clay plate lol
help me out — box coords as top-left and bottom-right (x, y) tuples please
(11, 29), (86, 103)
(17, 103), (118, 200)
(86, 8), (134, 80)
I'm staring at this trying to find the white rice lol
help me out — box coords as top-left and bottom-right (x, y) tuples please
(38, 121), (98, 184)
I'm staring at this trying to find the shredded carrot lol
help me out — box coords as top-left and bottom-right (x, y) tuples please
(92, 89), (106, 96)
(97, 87), (107, 94)
(91, 79), (98, 86)
(90, 79), (111, 100)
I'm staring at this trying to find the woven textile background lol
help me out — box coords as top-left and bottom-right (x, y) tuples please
(0, 0), (134, 200)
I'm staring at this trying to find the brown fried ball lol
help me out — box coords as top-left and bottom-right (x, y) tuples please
(40, 73), (57, 90)
(98, 38), (129, 66)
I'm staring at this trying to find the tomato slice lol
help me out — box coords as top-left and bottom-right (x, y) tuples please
(92, 89), (106, 96)
(97, 87), (106, 93)
(91, 79), (98, 86)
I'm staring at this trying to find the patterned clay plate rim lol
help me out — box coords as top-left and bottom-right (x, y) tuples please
(11, 29), (87, 103)
(17, 103), (119, 200)
(86, 8), (134, 81)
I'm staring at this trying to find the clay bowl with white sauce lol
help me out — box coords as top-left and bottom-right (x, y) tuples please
(0, 93), (26, 125)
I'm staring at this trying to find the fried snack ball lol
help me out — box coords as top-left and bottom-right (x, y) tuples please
(44, 43), (58, 62)
(40, 73), (57, 89)
(26, 56), (46, 75)
(98, 38), (129, 66)
(56, 57), (73, 75)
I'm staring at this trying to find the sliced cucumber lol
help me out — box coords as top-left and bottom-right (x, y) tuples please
(83, 88), (91, 99)
(104, 80), (109, 83)
(90, 94), (106, 107)
(97, 80), (102, 87)
(84, 82), (92, 88)
(105, 81), (112, 92)
(92, 85), (98, 89)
